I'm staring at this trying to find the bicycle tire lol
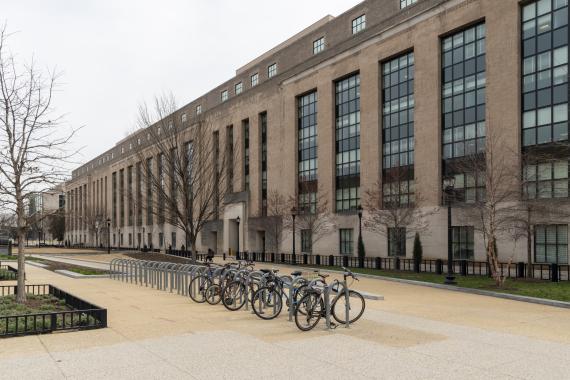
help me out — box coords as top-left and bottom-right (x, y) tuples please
(205, 284), (222, 305)
(331, 290), (366, 324)
(251, 287), (283, 320)
(294, 292), (324, 331)
(189, 276), (211, 303)
(222, 281), (247, 311)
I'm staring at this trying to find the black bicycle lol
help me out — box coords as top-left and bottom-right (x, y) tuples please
(294, 268), (365, 331)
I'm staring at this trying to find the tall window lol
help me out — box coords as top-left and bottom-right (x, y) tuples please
(313, 37), (325, 54)
(442, 23), (487, 203)
(452, 226), (474, 260)
(127, 166), (133, 226)
(301, 229), (312, 253)
(260, 112), (268, 216)
(196, 105), (202, 115)
(213, 131), (220, 219)
(388, 227), (406, 257)
(524, 160), (569, 198)
(522, 0), (569, 147)
(339, 229), (354, 255)
(352, 14), (366, 34)
(335, 74), (360, 212)
(535, 224), (568, 263)
(298, 91), (318, 213)
(146, 158), (153, 225)
(400, 0), (418, 9)
(251, 73), (259, 87)
(112, 172), (117, 228)
(158, 154), (165, 224)
(235, 82), (243, 95)
(221, 90), (229, 102)
(136, 162), (142, 226)
(119, 169), (125, 227)
(227, 125), (234, 193)
(268, 63), (277, 78)
(243, 119), (250, 190)
(382, 52), (415, 206)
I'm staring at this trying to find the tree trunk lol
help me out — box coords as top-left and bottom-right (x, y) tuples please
(16, 200), (27, 303)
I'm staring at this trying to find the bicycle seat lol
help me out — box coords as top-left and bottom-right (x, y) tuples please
(291, 271), (302, 276)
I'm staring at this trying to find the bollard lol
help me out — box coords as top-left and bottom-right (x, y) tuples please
(395, 257), (401, 270)
(436, 259), (443, 275)
(329, 255), (334, 267)
(271, 253), (275, 263)
(303, 254), (308, 265)
(551, 263), (559, 282)
(342, 255), (348, 268)
(358, 256), (364, 268)
(223, 253), (226, 261)
(280, 253), (285, 263)
(8, 241), (12, 256)
(316, 255), (321, 266)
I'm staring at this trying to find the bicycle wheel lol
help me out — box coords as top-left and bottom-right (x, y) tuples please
(189, 276), (211, 303)
(294, 292), (324, 331)
(222, 281), (247, 311)
(251, 287), (283, 320)
(205, 284), (222, 305)
(331, 290), (366, 324)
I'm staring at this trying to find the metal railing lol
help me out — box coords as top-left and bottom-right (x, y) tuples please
(0, 284), (107, 338)
(234, 252), (569, 282)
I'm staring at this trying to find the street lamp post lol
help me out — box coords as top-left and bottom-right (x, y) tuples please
(106, 218), (111, 254)
(291, 207), (297, 264)
(236, 216), (240, 257)
(443, 175), (456, 285)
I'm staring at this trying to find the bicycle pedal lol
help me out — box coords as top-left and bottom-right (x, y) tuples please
(330, 322), (338, 330)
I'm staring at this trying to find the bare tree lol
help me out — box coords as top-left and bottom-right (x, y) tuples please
(288, 184), (335, 253)
(363, 167), (436, 257)
(507, 145), (570, 277)
(135, 93), (235, 262)
(450, 127), (522, 286)
(0, 25), (78, 303)
(250, 190), (289, 253)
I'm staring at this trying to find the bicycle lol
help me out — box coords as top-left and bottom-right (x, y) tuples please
(294, 267), (365, 331)
(250, 269), (309, 320)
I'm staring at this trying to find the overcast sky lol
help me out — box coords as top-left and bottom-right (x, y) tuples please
(3, 0), (362, 169)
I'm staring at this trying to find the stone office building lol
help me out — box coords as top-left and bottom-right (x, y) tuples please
(65, 0), (570, 264)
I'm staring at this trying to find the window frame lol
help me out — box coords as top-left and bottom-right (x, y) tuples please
(352, 14), (366, 34)
(268, 63), (277, 78)
(339, 228), (354, 255)
(251, 72), (259, 87)
(313, 37), (325, 54)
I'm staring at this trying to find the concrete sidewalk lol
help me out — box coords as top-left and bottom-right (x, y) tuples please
(2, 258), (570, 379)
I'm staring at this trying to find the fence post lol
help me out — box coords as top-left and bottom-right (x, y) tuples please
(236, 251), (240, 260)
(316, 255), (321, 266)
(395, 257), (401, 270)
(551, 263), (559, 282)
(50, 313), (58, 331)
(328, 255), (334, 267)
(375, 257), (381, 270)
(271, 253), (275, 263)
(303, 254), (308, 265)
(252, 252), (257, 262)
(517, 262), (525, 278)
(358, 256), (364, 268)
(460, 260), (467, 276)
(436, 259), (443, 275)
(342, 255), (348, 268)
(280, 253), (285, 263)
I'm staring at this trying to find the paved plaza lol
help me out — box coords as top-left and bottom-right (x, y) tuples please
(1, 253), (570, 379)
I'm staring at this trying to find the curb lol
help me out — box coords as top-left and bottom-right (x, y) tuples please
(54, 270), (110, 279)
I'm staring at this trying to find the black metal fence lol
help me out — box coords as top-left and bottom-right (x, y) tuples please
(0, 284), (107, 338)
(0, 265), (18, 281)
(233, 252), (569, 282)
